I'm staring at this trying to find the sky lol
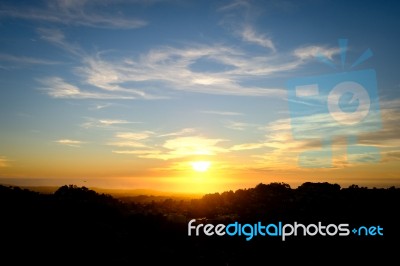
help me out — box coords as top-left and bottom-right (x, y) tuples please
(0, 0), (400, 193)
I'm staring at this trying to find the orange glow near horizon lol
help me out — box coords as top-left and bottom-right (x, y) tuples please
(1, 119), (400, 194)
(1, 143), (400, 194)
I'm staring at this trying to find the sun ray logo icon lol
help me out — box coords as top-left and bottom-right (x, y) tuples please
(316, 39), (373, 70)
(286, 39), (381, 168)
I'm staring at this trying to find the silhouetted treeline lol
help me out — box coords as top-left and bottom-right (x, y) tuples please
(188, 182), (400, 223)
(0, 182), (399, 265)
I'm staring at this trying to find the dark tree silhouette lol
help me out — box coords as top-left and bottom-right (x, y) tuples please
(0, 182), (399, 265)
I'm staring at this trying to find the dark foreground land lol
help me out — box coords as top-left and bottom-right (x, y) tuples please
(1, 182), (399, 265)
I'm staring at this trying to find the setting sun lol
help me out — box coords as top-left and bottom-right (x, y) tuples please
(191, 161), (211, 172)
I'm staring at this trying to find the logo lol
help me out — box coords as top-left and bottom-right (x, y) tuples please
(287, 39), (381, 167)
(188, 219), (384, 241)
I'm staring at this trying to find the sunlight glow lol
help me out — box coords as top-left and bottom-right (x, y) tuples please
(191, 161), (211, 172)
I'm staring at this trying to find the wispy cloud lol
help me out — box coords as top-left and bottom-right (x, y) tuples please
(54, 139), (85, 147)
(0, 53), (60, 65)
(241, 25), (276, 52)
(75, 45), (288, 97)
(107, 131), (155, 149)
(294, 46), (339, 60)
(0, 0), (147, 29)
(219, 1), (275, 52)
(112, 149), (161, 155)
(112, 131), (229, 160)
(163, 136), (227, 156)
(35, 26), (292, 98)
(218, 0), (250, 11)
(201, 110), (243, 116)
(110, 129), (220, 156)
(38, 77), (136, 99)
(231, 142), (267, 151)
(37, 28), (83, 56)
(224, 120), (260, 131)
(36, 29), (168, 99)
(0, 156), (10, 167)
(116, 131), (154, 140)
(81, 118), (139, 129)
(158, 128), (196, 137)
(132, 136), (228, 160)
(98, 119), (133, 126)
(255, 99), (400, 169)
(108, 142), (149, 148)
(34, 5), (338, 100)
(89, 103), (113, 110)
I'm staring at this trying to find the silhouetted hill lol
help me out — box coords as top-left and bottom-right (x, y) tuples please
(0, 182), (399, 265)
(5, 185), (202, 201)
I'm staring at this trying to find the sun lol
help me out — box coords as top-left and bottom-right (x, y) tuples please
(191, 161), (211, 172)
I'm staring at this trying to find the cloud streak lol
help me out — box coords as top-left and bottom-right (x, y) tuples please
(37, 28), (83, 56)
(111, 130), (229, 160)
(256, 99), (400, 169)
(158, 128), (196, 137)
(116, 131), (154, 141)
(0, 0), (147, 29)
(294, 46), (340, 60)
(0, 53), (60, 66)
(231, 142), (267, 151)
(38, 77), (136, 99)
(34, 21), (339, 100)
(81, 118), (139, 129)
(0, 156), (10, 167)
(73, 45), (295, 98)
(224, 120), (260, 131)
(201, 110), (243, 116)
(241, 25), (276, 52)
(54, 139), (85, 147)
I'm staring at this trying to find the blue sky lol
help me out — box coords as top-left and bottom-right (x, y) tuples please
(0, 0), (399, 192)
